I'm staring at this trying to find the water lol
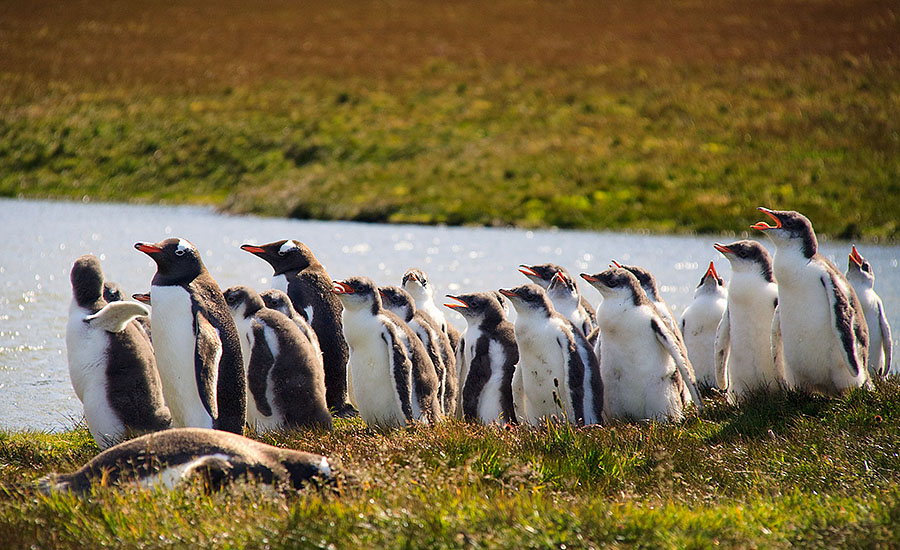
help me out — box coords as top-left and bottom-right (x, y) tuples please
(1, 198), (898, 432)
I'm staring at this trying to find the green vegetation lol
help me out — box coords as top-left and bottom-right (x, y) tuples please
(1, 1), (898, 239)
(3, 382), (900, 548)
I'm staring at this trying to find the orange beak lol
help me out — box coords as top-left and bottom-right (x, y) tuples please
(705, 261), (719, 280)
(751, 207), (782, 231)
(240, 244), (266, 254)
(444, 295), (468, 309)
(849, 245), (864, 267)
(713, 243), (733, 255)
(610, 260), (623, 268)
(580, 273), (599, 283)
(134, 242), (162, 254)
(499, 288), (518, 298)
(132, 293), (151, 304)
(332, 281), (354, 294)
(518, 265), (538, 277)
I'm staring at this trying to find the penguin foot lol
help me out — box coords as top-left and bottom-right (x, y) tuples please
(332, 403), (359, 419)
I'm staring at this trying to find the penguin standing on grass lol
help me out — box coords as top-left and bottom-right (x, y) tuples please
(753, 208), (870, 394)
(260, 288), (323, 363)
(680, 262), (727, 390)
(847, 246), (892, 377)
(519, 263), (597, 342)
(135, 238), (246, 434)
(402, 268), (462, 354)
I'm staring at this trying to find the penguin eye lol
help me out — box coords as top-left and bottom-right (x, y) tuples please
(175, 249), (185, 256)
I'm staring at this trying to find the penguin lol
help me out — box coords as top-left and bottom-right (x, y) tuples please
(846, 245), (892, 377)
(401, 268), (462, 354)
(379, 285), (458, 417)
(518, 263), (597, 341)
(333, 276), (441, 428)
(753, 207), (870, 394)
(105, 281), (152, 340)
(611, 261), (703, 409)
(259, 288), (324, 365)
(37, 427), (334, 494)
(444, 292), (519, 424)
(241, 240), (355, 417)
(581, 268), (694, 422)
(135, 238), (246, 434)
(546, 270), (599, 345)
(498, 284), (602, 426)
(713, 241), (785, 402)
(679, 261), (728, 390)
(223, 285), (332, 432)
(66, 255), (171, 449)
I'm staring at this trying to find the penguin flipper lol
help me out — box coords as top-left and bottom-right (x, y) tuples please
(652, 317), (703, 412)
(714, 308), (731, 390)
(247, 322), (274, 417)
(194, 312), (222, 422)
(820, 272), (867, 378)
(558, 332), (584, 424)
(771, 304), (786, 382)
(511, 364), (526, 422)
(878, 301), (892, 377)
(382, 326), (413, 423)
(84, 301), (150, 333)
(461, 340), (491, 421)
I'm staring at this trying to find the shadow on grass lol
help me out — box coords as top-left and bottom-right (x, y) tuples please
(704, 387), (831, 444)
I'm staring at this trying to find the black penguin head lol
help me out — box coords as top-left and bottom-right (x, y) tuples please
(714, 240), (775, 283)
(259, 289), (297, 318)
(752, 207), (818, 258)
(333, 276), (380, 314)
(445, 292), (507, 323)
(518, 263), (564, 289)
(223, 285), (265, 319)
(498, 284), (553, 317)
(240, 240), (321, 275)
(611, 261), (660, 301)
(70, 255), (106, 308)
(102, 281), (124, 303)
(135, 238), (205, 284)
(546, 270), (579, 305)
(401, 268), (433, 300)
(846, 245), (875, 287)
(378, 285), (415, 322)
(581, 268), (648, 306)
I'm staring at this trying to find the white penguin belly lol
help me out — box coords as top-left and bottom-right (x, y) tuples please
(515, 318), (573, 424)
(150, 285), (213, 429)
(725, 283), (781, 398)
(681, 296), (726, 387)
(271, 274), (288, 294)
(344, 312), (406, 428)
(857, 289), (885, 375)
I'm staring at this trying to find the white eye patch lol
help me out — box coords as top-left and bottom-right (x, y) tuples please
(279, 240), (299, 255)
(175, 239), (194, 256)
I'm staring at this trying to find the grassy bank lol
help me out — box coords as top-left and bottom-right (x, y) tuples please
(2, 1), (899, 240)
(3, 382), (900, 548)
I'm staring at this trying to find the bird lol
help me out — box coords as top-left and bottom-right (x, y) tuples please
(846, 245), (892, 377)
(241, 240), (355, 417)
(582, 268), (695, 422)
(135, 238), (246, 434)
(753, 207), (870, 394)
(680, 261), (728, 390)
(713, 241), (785, 401)
(333, 276), (442, 428)
(402, 268), (462, 354)
(259, 288), (323, 364)
(518, 263), (597, 342)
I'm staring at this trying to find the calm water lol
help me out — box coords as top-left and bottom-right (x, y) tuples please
(2, 198), (897, 432)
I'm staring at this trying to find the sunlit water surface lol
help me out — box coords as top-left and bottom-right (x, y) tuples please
(1, 199), (897, 431)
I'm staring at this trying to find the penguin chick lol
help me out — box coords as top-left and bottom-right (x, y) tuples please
(104, 281), (151, 340)
(519, 263), (597, 339)
(680, 262), (727, 390)
(380, 285), (458, 417)
(66, 255), (171, 449)
(402, 268), (462, 354)
(753, 208), (870, 394)
(224, 285), (332, 432)
(333, 276), (441, 428)
(445, 292), (519, 424)
(259, 288), (324, 365)
(581, 268), (694, 423)
(846, 245), (892, 377)
(499, 284), (602, 426)
(713, 241), (784, 402)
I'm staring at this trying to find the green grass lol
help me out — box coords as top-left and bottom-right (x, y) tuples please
(4, 381), (900, 548)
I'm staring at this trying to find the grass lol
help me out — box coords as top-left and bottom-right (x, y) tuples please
(4, 381), (900, 548)
(1, 1), (899, 239)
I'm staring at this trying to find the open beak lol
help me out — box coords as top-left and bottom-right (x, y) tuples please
(499, 288), (518, 298)
(134, 242), (162, 255)
(713, 243), (733, 255)
(444, 295), (468, 309)
(849, 245), (864, 267)
(705, 261), (719, 280)
(332, 281), (354, 294)
(751, 207), (782, 231)
(518, 265), (538, 277)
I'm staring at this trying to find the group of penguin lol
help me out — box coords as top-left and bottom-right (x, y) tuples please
(65, 207), (893, 464)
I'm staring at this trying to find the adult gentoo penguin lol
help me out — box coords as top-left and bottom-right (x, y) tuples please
(224, 286), (332, 432)
(581, 268), (695, 422)
(66, 255), (171, 449)
(713, 241), (785, 402)
(135, 238), (246, 434)
(753, 207), (870, 393)
(680, 262), (728, 390)
(333, 276), (441, 428)
(499, 284), (602, 426)
(37, 428), (334, 494)
(379, 285), (458, 417)
(445, 292), (519, 424)
(401, 268), (462, 354)
(519, 263), (597, 342)
(847, 245), (892, 377)
(241, 240), (355, 417)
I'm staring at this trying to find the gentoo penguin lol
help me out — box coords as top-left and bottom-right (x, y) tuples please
(679, 262), (728, 390)
(582, 268), (697, 422)
(135, 238), (246, 434)
(379, 285), (458, 417)
(401, 268), (462, 354)
(104, 281), (151, 340)
(445, 292), (519, 424)
(223, 286), (332, 432)
(499, 284), (602, 426)
(37, 428), (334, 494)
(519, 263), (597, 341)
(753, 207), (870, 393)
(713, 241), (785, 402)
(66, 255), (171, 449)
(240, 240), (355, 417)
(333, 276), (441, 428)
(259, 288), (323, 364)
(611, 261), (703, 408)
(847, 245), (892, 377)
